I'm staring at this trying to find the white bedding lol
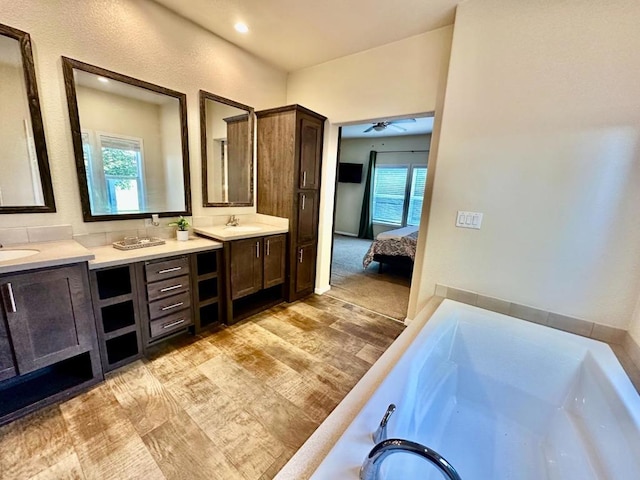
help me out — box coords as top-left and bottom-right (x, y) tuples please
(376, 225), (418, 241)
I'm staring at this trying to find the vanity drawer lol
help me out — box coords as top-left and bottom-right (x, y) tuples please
(145, 256), (189, 283)
(147, 274), (190, 302)
(149, 310), (192, 339)
(148, 291), (191, 320)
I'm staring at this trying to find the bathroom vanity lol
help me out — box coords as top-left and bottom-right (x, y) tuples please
(0, 241), (101, 425)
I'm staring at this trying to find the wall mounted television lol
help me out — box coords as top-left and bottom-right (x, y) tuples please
(338, 162), (363, 183)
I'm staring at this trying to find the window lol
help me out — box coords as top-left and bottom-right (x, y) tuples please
(81, 132), (145, 214)
(372, 165), (427, 226)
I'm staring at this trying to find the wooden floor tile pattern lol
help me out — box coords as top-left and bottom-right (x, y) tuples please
(0, 295), (404, 480)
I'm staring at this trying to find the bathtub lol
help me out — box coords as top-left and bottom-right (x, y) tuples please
(307, 300), (640, 480)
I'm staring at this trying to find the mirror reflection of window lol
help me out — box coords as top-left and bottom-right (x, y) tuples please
(63, 57), (190, 220)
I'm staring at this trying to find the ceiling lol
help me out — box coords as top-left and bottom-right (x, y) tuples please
(153, 0), (458, 72)
(341, 117), (434, 139)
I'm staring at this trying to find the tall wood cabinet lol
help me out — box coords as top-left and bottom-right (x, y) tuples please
(256, 105), (326, 301)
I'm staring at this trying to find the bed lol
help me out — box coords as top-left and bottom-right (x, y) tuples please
(362, 225), (419, 272)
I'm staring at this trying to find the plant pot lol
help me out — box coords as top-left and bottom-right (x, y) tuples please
(176, 230), (189, 241)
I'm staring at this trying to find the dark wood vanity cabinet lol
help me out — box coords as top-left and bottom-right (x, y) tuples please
(0, 263), (102, 426)
(1, 264), (97, 374)
(256, 105), (325, 302)
(137, 256), (193, 346)
(230, 238), (263, 300)
(224, 234), (287, 324)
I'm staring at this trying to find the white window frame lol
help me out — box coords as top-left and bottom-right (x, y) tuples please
(372, 163), (427, 228)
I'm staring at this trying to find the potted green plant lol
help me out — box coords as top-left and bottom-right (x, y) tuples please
(168, 216), (190, 241)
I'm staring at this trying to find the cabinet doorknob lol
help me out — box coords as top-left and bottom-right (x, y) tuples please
(3, 283), (16, 313)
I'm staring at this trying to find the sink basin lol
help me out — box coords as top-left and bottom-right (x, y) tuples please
(0, 249), (40, 262)
(224, 226), (262, 233)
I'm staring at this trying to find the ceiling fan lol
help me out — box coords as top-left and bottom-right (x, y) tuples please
(363, 118), (416, 133)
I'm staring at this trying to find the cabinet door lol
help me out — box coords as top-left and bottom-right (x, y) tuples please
(297, 191), (318, 244)
(230, 238), (263, 300)
(298, 118), (322, 189)
(0, 312), (16, 382)
(1, 264), (96, 375)
(295, 243), (317, 294)
(263, 234), (286, 289)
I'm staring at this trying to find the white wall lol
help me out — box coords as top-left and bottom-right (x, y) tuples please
(287, 26), (453, 294)
(0, 0), (286, 233)
(335, 135), (430, 236)
(416, 0), (640, 329)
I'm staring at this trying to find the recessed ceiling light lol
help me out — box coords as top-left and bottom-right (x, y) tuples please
(97, 76), (109, 84)
(234, 22), (249, 34)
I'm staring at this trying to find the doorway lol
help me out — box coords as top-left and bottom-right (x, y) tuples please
(328, 115), (434, 320)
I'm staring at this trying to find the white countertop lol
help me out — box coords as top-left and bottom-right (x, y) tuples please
(89, 236), (222, 269)
(194, 222), (288, 242)
(0, 240), (95, 275)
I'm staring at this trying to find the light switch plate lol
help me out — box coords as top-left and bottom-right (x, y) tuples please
(456, 211), (483, 229)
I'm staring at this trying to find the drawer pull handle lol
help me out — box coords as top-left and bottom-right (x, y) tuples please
(266, 239), (270, 256)
(161, 302), (184, 311)
(158, 266), (182, 274)
(256, 241), (260, 258)
(299, 248), (304, 263)
(163, 318), (185, 329)
(301, 194), (306, 210)
(4, 283), (16, 313)
(160, 284), (182, 293)
(302, 171), (307, 187)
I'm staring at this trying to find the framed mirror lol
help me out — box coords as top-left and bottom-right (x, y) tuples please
(0, 24), (55, 213)
(200, 91), (253, 206)
(62, 57), (191, 221)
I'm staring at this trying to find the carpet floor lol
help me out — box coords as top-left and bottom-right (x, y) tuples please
(329, 235), (411, 320)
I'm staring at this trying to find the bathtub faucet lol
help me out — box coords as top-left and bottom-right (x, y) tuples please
(372, 403), (396, 443)
(360, 438), (462, 480)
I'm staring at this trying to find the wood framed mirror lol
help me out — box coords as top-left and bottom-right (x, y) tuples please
(200, 91), (254, 207)
(62, 57), (191, 222)
(0, 24), (55, 213)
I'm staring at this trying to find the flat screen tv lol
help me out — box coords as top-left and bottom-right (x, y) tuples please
(338, 162), (363, 183)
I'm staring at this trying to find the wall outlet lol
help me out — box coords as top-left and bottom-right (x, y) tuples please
(456, 211), (483, 229)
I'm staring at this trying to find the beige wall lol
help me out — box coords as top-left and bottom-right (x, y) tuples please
(335, 135), (430, 236)
(287, 26), (453, 294)
(415, 0), (640, 329)
(0, 0), (286, 233)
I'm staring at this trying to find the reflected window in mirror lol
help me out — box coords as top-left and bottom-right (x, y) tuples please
(200, 91), (254, 206)
(62, 57), (191, 221)
(0, 24), (55, 213)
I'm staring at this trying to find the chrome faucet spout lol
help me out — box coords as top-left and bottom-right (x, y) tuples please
(226, 215), (239, 226)
(360, 438), (462, 480)
(372, 404), (396, 443)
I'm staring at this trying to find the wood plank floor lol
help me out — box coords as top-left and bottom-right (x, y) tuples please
(0, 295), (405, 480)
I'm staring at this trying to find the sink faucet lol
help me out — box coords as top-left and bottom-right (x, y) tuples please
(372, 404), (396, 443)
(360, 438), (462, 480)
(226, 215), (239, 226)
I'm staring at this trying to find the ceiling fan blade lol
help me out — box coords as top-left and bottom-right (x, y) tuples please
(388, 124), (407, 132)
(363, 126), (375, 133)
(389, 118), (416, 124)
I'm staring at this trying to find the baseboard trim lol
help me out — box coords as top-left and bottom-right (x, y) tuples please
(314, 285), (331, 295)
(334, 231), (358, 237)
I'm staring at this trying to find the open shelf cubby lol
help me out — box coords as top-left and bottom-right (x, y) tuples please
(197, 251), (218, 276)
(198, 278), (218, 302)
(231, 285), (283, 324)
(0, 352), (94, 418)
(95, 266), (132, 299)
(199, 303), (220, 329)
(101, 300), (136, 333)
(105, 332), (139, 365)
